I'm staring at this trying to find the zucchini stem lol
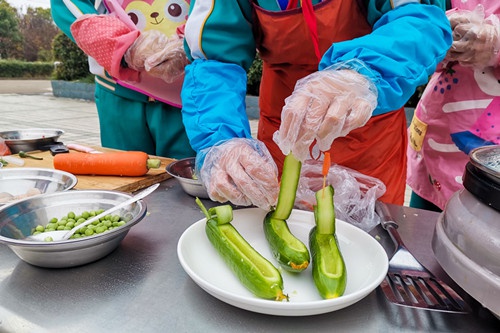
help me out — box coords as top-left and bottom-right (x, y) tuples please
(195, 197), (233, 225)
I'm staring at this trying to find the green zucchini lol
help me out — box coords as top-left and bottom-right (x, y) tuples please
(263, 212), (310, 272)
(309, 185), (347, 299)
(264, 153), (310, 272)
(271, 153), (302, 220)
(196, 198), (288, 301)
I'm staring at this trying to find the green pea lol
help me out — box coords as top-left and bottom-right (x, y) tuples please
(85, 228), (94, 236)
(35, 225), (45, 232)
(81, 211), (90, 219)
(67, 212), (76, 219)
(49, 218), (58, 224)
(47, 222), (57, 229)
(95, 226), (106, 234)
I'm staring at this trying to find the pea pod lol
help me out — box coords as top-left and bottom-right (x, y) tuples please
(309, 185), (347, 299)
(196, 198), (288, 301)
(263, 153), (310, 272)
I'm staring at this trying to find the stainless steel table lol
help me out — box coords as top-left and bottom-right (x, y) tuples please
(0, 179), (498, 332)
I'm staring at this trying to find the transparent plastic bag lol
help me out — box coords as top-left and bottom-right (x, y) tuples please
(294, 160), (386, 231)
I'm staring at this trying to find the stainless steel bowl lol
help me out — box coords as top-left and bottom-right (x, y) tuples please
(0, 128), (64, 153)
(0, 190), (147, 268)
(0, 168), (77, 206)
(166, 157), (209, 199)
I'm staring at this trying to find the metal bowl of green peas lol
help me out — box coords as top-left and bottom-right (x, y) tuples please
(0, 189), (147, 268)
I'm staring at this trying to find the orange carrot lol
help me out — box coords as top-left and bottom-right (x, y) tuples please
(53, 151), (161, 176)
(322, 152), (331, 177)
(322, 152), (331, 192)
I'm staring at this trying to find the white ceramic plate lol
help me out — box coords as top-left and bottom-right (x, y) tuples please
(177, 208), (388, 316)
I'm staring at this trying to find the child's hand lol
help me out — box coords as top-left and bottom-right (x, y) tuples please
(446, 5), (500, 68)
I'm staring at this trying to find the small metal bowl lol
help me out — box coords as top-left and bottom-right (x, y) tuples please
(0, 190), (147, 268)
(166, 157), (209, 199)
(0, 168), (77, 206)
(0, 128), (64, 153)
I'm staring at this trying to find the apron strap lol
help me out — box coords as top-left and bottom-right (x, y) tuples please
(300, 0), (321, 63)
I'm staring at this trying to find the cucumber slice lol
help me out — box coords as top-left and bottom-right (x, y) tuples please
(309, 185), (347, 299)
(206, 220), (287, 300)
(263, 212), (310, 272)
(271, 153), (301, 220)
(197, 199), (288, 301)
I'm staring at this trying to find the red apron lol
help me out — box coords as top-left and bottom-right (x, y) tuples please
(252, 0), (407, 205)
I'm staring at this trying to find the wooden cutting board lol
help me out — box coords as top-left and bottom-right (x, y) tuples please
(3, 146), (176, 193)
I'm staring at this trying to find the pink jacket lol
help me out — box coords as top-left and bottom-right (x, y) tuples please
(406, 0), (500, 209)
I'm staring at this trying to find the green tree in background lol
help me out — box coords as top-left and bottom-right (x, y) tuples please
(17, 7), (58, 61)
(52, 31), (90, 81)
(0, 0), (23, 59)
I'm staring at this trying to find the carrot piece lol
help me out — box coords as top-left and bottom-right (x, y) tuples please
(53, 151), (161, 176)
(322, 152), (331, 177)
(322, 152), (331, 193)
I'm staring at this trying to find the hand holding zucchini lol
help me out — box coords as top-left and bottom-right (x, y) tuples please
(53, 151), (161, 176)
(264, 153), (310, 272)
(196, 198), (288, 301)
(309, 185), (347, 299)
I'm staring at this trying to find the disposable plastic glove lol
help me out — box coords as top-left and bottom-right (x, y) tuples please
(446, 5), (500, 68)
(274, 68), (377, 161)
(124, 30), (189, 83)
(198, 138), (279, 210)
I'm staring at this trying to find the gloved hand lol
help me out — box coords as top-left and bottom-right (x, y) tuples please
(446, 5), (500, 68)
(197, 138), (279, 210)
(124, 30), (189, 83)
(273, 68), (377, 161)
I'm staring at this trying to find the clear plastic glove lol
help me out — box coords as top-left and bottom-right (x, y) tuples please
(273, 68), (377, 161)
(197, 138), (279, 210)
(446, 5), (500, 68)
(124, 30), (189, 83)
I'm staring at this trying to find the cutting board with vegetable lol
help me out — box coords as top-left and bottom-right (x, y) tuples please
(3, 146), (175, 193)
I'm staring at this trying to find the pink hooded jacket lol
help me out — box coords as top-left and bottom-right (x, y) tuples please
(406, 0), (500, 209)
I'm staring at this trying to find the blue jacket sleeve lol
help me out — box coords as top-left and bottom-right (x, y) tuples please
(320, 2), (452, 115)
(182, 0), (255, 154)
(181, 59), (252, 154)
